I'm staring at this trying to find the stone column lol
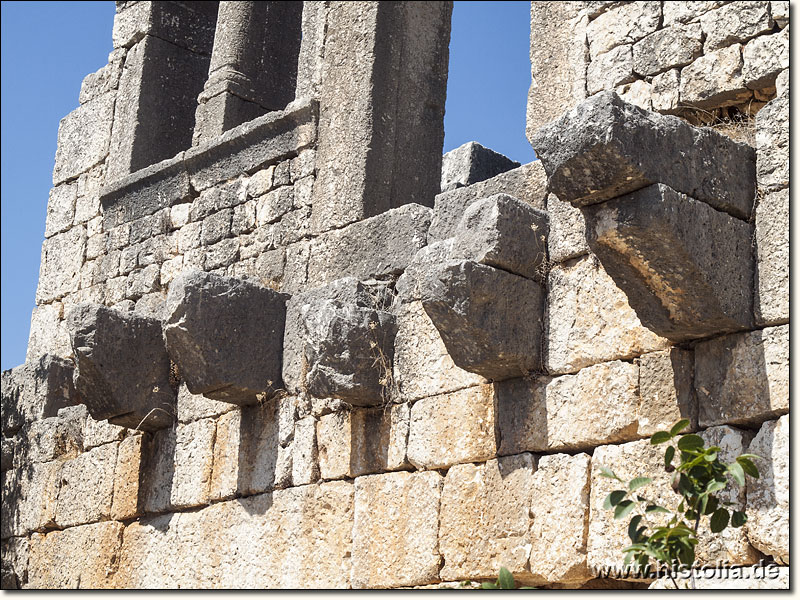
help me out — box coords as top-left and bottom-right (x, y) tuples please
(311, 1), (453, 233)
(193, 1), (303, 145)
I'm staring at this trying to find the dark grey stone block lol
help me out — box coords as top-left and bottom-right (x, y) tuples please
(583, 183), (754, 341)
(440, 141), (520, 191)
(395, 239), (454, 303)
(67, 304), (175, 431)
(530, 91), (756, 220)
(163, 270), (289, 405)
(421, 260), (545, 380)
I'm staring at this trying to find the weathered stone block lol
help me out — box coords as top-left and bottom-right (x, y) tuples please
(27, 521), (124, 589)
(497, 361), (640, 455)
(176, 382), (235, 424)
(54, 441), (117, 528)
(755, 188), (789, 325)
(756, 96), (788, 191)
(700, 1), (773, 52)
(68, 303), (176, 431)
(308, 203), (431, 286)
(745, 415), (788, 564)
(450, 194), (548, 280)
(615, 78), (653, 111)
(45, 184), (77, 238)
(583, 183), (755, 340)
(651, 68), (681, 112)
(637, 348), (696, 436)
(52, 93), (115, 185)
(112, 1), (217, 52)
(353, 470), (443, 588)
(632, 23), (703, 77)
(421, 260), (544, 380)
(695, 325), (788, 427)
(26, 302), (72, 362)
(1, 536), (29, 589)
(429, 161), (548, 243)
(531, 92), (756, 219)
(137, 426), (177, 515)
(1, 460), (61, 538)
(547, 255), (669, 375)
(36, 226), (86, 304)
(586, 1), (660, 58)
(440, 453), (536, 583)
(440, 141), (520, 191)
(163, 270), (288, 405)
(291, 415), (319, 486)
(394, 240), (454, 304)
(407, 384), (497, 469)
(679, 44), (752, 108)
(111, 434), (144, 521)
(19, 415), (82, 465)
(529, 453), (593, 585)
(546, 193), (588, 263)
(743, 27), (789, 90)
(662, 1), (728, 26)
(170, 418), (215, 509)
(587, 44), (635, 95)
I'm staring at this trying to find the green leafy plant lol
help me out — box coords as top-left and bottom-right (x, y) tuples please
(600, 419), (761, 589)
(478, 567), (535, 590)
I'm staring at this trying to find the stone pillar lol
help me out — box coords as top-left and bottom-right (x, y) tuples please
(311, 1), (452, 233)
(192, 1), (303, 145)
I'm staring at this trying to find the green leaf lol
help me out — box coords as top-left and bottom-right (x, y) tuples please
(481, 582), (498, 589)
(614, 500), (636, 520)
(737, 453), (762, 461)
(603, 490), (627, 509)
(731, 510), (748, 528)
(645, 504), (670, 514)
(737, 456), (760, 478)
(703, 495), (719, 516)
(704, 451), (717, 462)
(599, 466), (620, 480)
(629, 477), (652, 492)
(677, 434), (704, 451)
(710, 508), (730, 533)
(727, 462), (745, 487)
(650, 431), (672, 445)
(706, 479), (727, 494)
(498, 567), (515, 590)
(628, 515), (643, 542)
(670, 419), (691, 436)
(664, 445), (675, 469)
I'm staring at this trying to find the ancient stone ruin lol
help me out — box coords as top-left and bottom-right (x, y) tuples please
(1, 0), (789, 589)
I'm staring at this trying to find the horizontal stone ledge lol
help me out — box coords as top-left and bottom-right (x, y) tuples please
(100, 99), (319, 228)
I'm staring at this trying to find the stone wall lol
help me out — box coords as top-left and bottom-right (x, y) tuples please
(1, 1), (789, 590)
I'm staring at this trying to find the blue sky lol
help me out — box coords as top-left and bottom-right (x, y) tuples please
(0, 1), (533, 371)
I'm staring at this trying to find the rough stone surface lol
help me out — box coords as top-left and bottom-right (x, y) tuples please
(546, 193), (588, 263)
(352, 470), (443, 588)
(394, 240), (454, 304)
(531, 92), (756, 219)
(45, 184), (78, 238)
(440, 141), (520, 191)
(662, 1), (729, 26)
(529, 453), (593, 585)
(651, 69), (681, 112)
(428, 161), (548, 243)
(111, 434), (144, 520)
(695, 325), (788, 427)
(584, 183), (755, 340)
(36, 226), (86, 304)
(755, 96), (788, 191)
(440, 454), (536, 583)
(679, 44), (752, 108)
(67, 303), (176, 431)
(54, 441), (117, 528)
(637, 348), (696, 436)
(2, 460), (62, 538)
(163, 270), (288, 404)
(587, 44), (635, 95)
(745, 415), (788, 564)
(450, 194), (548, 280)
(755, 188), (789, 325)
(547, 255), (669, 375)
(291, 415), (319, 486)
(497, 361), (640, 454)
(421, 260), (544, 380)
(1, 536), (29, 589)
(52, 94), (115, 185)
(700, 1), (773, 52)
(176, 382), (235, 424)
(743, 27), (789, 89)
(586, 2), (660, 59)
(26, 303), (72, 362)
(170, 418), (215, 509)
(632, 23), (703, 77)
(407, 384), (497, 469)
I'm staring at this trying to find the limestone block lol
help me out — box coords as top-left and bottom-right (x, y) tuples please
(775, 68), (788, 98)
(394, 240), (455, 304)
(1, 354), (76, 436)
(586, 2), (660, 58)
(203, 238), (239, 270)
(440, 454), (537, 583)
(67, 303), (176, 431)
(20, 415), (82, 464)
(547, 255), (669, 375)
(255, 187), (294, 226)
(651, 69), (681, 112)
(497, 361), (640, 455)
(74, 407), (125, 451)
(755, 188), (789, 325)
(176, 382), (235, 424)
(295, 1), (328, 100)
(700, 1), (774, 52)
(663, 1), (729, 25)
(138, 426), (177, 514)
(392, 300), (485, 402)
(771, 1), (789, 27)
(36, 226), (86, 304)
(292, 415), (319, 486)
(307, 203), (431, 286)
(169, 418), (215, 509)
(421, 261), (544, 380)
(650, 565), (789, 589)
(680, 44), (752, 108)
(440, 141), (519, 191)
(111, 434), (144, 520)
(526, 2), (588, 136)
(407, 385), (497, 469)
(637, 348), (696, 436)
(1, 536), (29, 589)
(695, 325), (788, 427)
(79, 49), (125, 105)
(125, 264), (161, 299)
(755, 96), (788, 191)
(55, 441), (117, 528)
(27, 521), (124, 589)
(45, 184), (77, 238)
(745, 415), (788, 564)
(316, 404), (410, 480)
(110, 513), (180, 587)
(52, 93), (115, 185)
(529, 453), (593, 585)
(200, 207), (232, 246)
(111, 1), (217, 52)
(353, 470), (443, 588)
(163, 270), (288, 405)
(2, 460), (62, 538)
(531, 91), (756, 219)
(26, 302), (72, 362)
(428, 161), (547, 243)
(583, 183), (755, 340)
(743, 27), (789, 90)
(1, 437), (14, 472)
(450, 194), (548, 281)
(632, 23), (703, 77)
(615, 78), (653, 111)
(546, 193), (588, 263)
(586, 44), (635, 95)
